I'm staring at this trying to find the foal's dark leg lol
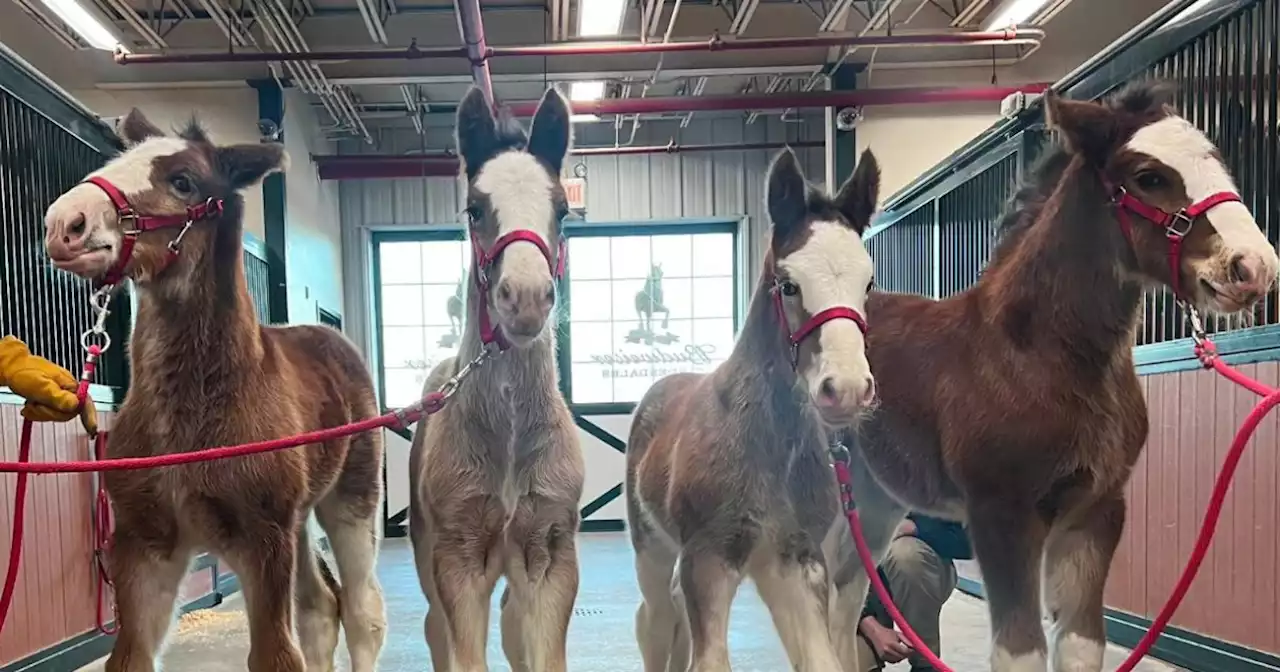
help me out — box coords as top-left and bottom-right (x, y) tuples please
(228, 521), (307, 672)
(967, 499), (1050, 671)
(1043, 493), (1125, 672)
(104, 528), (190, 672)
(679, 549), (744, 672)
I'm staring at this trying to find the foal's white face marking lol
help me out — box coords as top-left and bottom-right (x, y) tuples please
(778, 219), (875, 415)
(1126, 115), (1278, 305)
(473, 150), (558, 285)
(44, 137), (191, 277)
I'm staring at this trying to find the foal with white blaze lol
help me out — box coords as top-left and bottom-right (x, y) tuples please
(409, 86), (584, 672)
(827, 82), (1279, 672)
(626, 148), (881, 672)
(43, 111), (386, 672)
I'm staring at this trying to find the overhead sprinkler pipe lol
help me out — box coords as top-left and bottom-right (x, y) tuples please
(454, 0), (495, 107)
(315, 140), (826, 180)
(505, 83), (1051, 117)
(112, 28), (1044, 65)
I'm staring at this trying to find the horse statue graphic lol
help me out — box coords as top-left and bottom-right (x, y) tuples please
(627, 263), (678, 345)
(438, 270), (466, 348)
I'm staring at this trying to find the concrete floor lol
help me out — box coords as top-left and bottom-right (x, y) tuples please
(79, 533), (1181, 671)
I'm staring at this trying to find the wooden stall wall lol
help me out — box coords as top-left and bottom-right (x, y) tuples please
(0, 399), (225, 668)
(1108, 364), (1280, 656)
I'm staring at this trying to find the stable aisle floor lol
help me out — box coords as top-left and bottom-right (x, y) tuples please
(78, 533), (1182, 671)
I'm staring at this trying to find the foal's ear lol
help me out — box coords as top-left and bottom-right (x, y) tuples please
(1044, 89), (1116, 162)
(119, 108), (164, 147)
(834, 148), (880, 234)
(216, 143), (289, 191)
(456, 87), (498, 180)
(767, 148), (809, 242)
(528, 87), (573, 174)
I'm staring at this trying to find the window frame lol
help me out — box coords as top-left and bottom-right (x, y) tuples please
(370, 227), (468, 410)
(370, 218), (745, 413)
(557, 219), (743, 414)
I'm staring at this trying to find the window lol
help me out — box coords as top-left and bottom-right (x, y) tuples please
(372, 223), (741, 410)
(564, 229), (738, 405)
(375, 236), (471, 409)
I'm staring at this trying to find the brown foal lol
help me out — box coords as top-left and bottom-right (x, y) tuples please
(830, 81), (1278, 672)
(43, 110), (387, 672)
(626, 147), (882, 672)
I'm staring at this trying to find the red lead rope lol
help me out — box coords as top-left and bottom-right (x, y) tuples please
(832, 334), (1278, 671)
(0, 383), (450, 635)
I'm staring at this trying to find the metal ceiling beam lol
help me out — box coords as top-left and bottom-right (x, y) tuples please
(950, 0), (988, 26)
(355, 0), (389, 44)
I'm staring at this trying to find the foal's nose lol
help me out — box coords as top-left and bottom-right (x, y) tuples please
(1229, 252), (1274, 296)
(495, 277), (556, 337)
(815, 375), (876, 411)
(45, 212), (90, 262)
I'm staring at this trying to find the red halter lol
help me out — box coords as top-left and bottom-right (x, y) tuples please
(1105, 176), (1242, 299)
(769, 275), (868, 369)
(82, 176), (224, 287)
(469, 228), (567, 350)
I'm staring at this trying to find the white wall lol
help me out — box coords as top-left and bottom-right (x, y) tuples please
(72, 86), (267, 239)
(282, 88), (344, 326)
(856, 99), (1002, 203)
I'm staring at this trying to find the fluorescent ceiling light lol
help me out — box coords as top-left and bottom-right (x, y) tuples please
(570, 114), (601, 123)
(578, 0), (627, 37)
(983, 0), (1051, 29)
(37, 0), (128, 51)
(570, 81), (606, 101)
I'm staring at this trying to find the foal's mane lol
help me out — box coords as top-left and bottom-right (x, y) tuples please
(988, 80), (1180, 263)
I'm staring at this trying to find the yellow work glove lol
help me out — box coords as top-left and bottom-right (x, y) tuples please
(0, 336), (82, 423)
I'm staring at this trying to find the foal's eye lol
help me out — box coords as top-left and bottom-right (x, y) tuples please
(781, 282), (800, 296)
(1135, 171), (1168, 191)
(169, 174), (194, 196)
(465, 205), (483, 222)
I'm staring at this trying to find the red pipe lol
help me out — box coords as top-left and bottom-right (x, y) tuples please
(507, 83), (1050, 116)
(316, 140), (827, 180)
(454, 0), (495, 107)
(112, 28), (1043, 65)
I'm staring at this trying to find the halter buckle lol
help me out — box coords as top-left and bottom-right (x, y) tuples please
(1108, 184), (1128, 205)
(1166, 211), (1194, 239)
(119, 211), (139, 234)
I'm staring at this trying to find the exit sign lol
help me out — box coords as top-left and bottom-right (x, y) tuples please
(563, 177), (586, 211)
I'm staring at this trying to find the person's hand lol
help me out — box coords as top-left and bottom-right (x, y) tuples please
(859, 616), (912, 663)
(895, 518), (918, 538)
(0, 337), (81, 423)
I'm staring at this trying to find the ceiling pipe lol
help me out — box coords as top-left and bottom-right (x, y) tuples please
(315, 140), (826, 180)
(454, 0), (495, 107)
(112, 27), (1044, 65)
(506, 83), (1049, 116)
